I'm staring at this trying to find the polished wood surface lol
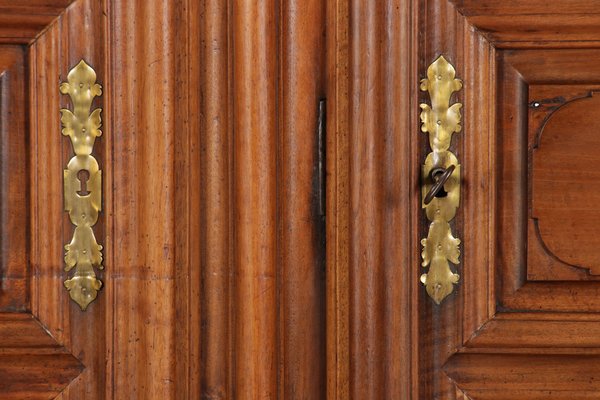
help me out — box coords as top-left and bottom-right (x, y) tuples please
(280, 0), (327, 397)
(9, 0), (600, 399)
(328, 0), (600, 399)
(1, 0), (329, 398)
(0, 46), (27, 313)
(232, 0), (279, 396)
(198, 1), (328, 398)
(531, 88), (600, 277)
(1, 0), (200, 398)
(0, 1), (75, 44)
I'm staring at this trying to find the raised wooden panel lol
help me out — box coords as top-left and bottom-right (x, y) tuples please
(496, 50), (600, 301)
(524, 85), (600, 281)
(530, 88), (600, 279)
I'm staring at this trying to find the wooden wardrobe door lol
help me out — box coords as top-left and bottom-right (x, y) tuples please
(0, 1), (329, 398)
(327, 0), (600, 399)
(1, 1), (199, 398)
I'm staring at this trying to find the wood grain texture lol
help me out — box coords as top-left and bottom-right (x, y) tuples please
(446, 354), (600, 392)
(502, 49), (600, 84)
(2, 0), (336, 398)
(496, 49), (600, 311)
(199, 0), (231, 398)
(526, 84), (600, 281)
(29, 1), (108, 399)
(0, 314), (83, 399)
(0, 354), (83, 399)
(0, 46), (28, 312)
(280, 0), (327, 397)
(341, 0), (419, 398)
(109, 0), (196, 398)
(0, 1), (75, 44)
(199, 1), (329, 398)
(532, 93), (600, 275)
(466, 313), (600, 350)
(451, 1), (600, 47)
(326, 0), (350, 398)
(29, 0), (199, 399)
(232, 0), (278, 398)
(412, 2), (600, 398)
(496, 55), (528, 303)
(451, 0), (600, 15)
(331, 0), (600, 399)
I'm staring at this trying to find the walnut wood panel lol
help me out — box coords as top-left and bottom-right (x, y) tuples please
(0, 355), (83, 399)
(231, 1), (278, 397)
(109, 1), (197, 398)
(0, 0), (331, 398)
(198, 1), (331, 398)
(27, 0), (200, 399)
(30, 2), (110, 399)
(328, 0), (420, 398)
(445, 354), (600, 393)
(326, 0), (350, 397)
(495, 49), (600, 313)
(331, 0), (600, 399)
(198, 0), (230, 398)
(465, 313), (600, 350)
(0, 46), (28, 312)
(526, 85), (600, 281)
(454, 390), (600, 400)
(0, 1), (75, 44)
(280, 0), (327, 397)
(451, 1), (600, 48)
(532, 91), (600, 276)
(502, 49), (600, 84)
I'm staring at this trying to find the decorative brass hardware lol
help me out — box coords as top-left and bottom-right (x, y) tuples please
(60, 60), (103, 310)
(419, 55), (462, 304)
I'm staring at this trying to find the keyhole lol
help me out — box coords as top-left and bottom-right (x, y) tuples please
(77, 170), (90, 196)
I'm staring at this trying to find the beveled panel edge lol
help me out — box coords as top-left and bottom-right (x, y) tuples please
(0, 1), (76, 44)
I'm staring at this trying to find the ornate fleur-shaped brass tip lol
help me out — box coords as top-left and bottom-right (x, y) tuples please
(419, 56), (462, 305)
(60, 60), (103, 310)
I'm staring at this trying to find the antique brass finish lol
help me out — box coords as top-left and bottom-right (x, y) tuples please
(60, 60), (103, 310)
(419, 55), (462, 304)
